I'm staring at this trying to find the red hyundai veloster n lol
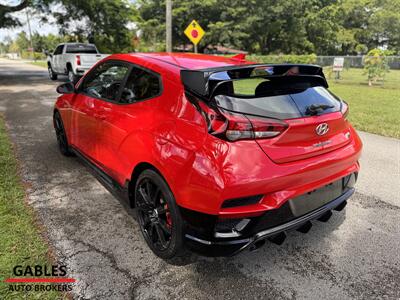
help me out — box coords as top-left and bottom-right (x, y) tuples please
(53, 53), (362, 259)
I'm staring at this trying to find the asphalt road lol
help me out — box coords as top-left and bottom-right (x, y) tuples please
(1, 58), (399, 300)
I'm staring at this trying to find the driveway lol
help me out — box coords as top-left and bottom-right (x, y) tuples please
(0, 58), (399, 300)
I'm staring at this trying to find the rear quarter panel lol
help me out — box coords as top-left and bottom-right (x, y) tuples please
(116, 77), (226, 210)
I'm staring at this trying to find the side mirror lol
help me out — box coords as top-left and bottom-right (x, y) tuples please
(56, 82), (75, 94)
(44, 50), (49, 56)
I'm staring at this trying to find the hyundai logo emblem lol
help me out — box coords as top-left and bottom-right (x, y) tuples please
(316, 123), (329, 135)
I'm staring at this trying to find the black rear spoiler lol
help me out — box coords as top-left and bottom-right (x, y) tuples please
(181, 64), (327, 97)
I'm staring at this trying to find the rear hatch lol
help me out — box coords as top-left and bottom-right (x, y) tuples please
(181, 64), (351, 164)
(79, 54), (104, 67)
(217, 77), (351, 163)
(65, 43), (103, 68)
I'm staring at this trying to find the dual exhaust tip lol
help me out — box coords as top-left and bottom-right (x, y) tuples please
(249, 200), (347, 252)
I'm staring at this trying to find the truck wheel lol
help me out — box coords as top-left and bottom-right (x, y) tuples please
(68, 69), (78, 84)
(48, 64), (57, 80)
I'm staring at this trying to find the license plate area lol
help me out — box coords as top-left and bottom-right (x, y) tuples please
(288, 180), (343, 217)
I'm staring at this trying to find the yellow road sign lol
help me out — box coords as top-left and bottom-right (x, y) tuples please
(184, 20), (205, 45)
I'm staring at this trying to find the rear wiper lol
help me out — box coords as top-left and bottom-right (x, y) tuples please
(306, 104), (334, 115)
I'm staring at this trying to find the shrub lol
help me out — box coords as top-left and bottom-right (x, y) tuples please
(246, 54), (317, 65)
(363, 49), (390, 86)
(20, 50), (46, 60)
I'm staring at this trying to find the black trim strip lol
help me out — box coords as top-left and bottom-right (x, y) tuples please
(185, 187), (354, 256)
(253, 188), (354, 239)
(221, 194), (263, 208)
(70, 147), (130, 204)
(196, 63), (323, 73)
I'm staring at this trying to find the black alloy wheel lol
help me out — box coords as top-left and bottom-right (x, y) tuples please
(53, 112), (73, 156)
(135, 170), (185, 259)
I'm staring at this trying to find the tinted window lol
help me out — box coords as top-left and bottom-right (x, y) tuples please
(290, 86), (341, 115)
(54, 45), (64, 55)
(215, 94), (301, 119)
(66, 44), (98, 54)
(215, 77), (341, 119)
(120, 67), (161, 104)
(81, 63), (129, 101)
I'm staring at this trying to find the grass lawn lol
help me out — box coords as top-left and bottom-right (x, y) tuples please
(327, 68), (399, 139)
(28, 61), (47, 68)
(234, 68), (400, 139)
(0, 116), (62, 299)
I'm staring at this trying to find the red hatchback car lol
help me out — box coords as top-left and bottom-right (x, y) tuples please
(53, 53), (362, 259)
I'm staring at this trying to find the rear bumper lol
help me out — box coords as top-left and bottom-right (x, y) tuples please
(181, 174), (356, 257)
(175, 126), (362, 215)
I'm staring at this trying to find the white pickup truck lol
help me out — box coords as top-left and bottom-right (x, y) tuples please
(46, 43), (108, 83)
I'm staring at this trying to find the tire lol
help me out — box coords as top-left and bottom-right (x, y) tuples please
(53, 111), (74, 157)
(68, 68), (79, 84)
(48, 64), (57, 80)
(135, 169), (187, 260)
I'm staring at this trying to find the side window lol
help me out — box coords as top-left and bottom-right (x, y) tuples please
(120, 67), (161, 104)
(81, 62), (129, 101)
(54, 45), (63, 55)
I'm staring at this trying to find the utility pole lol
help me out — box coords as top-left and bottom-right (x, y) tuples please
(166, 0), (172, 52)
(25, 8), (34, 61)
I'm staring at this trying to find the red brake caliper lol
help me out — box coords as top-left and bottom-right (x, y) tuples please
(164, 203), (172, 228)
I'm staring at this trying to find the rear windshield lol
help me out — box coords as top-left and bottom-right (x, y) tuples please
(214, 77), (341, 119)
(66, 44), (98, 54)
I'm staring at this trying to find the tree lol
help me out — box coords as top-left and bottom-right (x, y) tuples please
(9, 41), (20, 53)
(0, 0), (29, 28)
(338, 0), (400, 54)
(137, 0), (224, 52)
(36, 0), (138, 53)
(367, 0), (400, 52)
(0, 42), (8, 54)
(137, 0), (400, 54)
(138, 0), (317, 54)
(232, 0), (315, 54)
(1, 36), (12, 53)
(31, 32), (46, 52)
(15, 32), (30, 51)
(3, 0), (400, 55)
(305, 2), (346, 55)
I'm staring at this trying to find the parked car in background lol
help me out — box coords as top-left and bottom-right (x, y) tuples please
(46, 43), (108, 83)
(53, 53), (362, 260)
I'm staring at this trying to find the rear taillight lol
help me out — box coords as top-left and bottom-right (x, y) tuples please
(198, 101), (227, 135)
(341, 101), (349, 119)
(198, 101), (288, 141)
(76, 55), (81, 66)
(242, 116), (288, 140)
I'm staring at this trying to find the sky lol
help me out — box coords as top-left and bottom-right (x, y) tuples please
(0, 7), (59, 42)
(0, 0), (138, 43)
